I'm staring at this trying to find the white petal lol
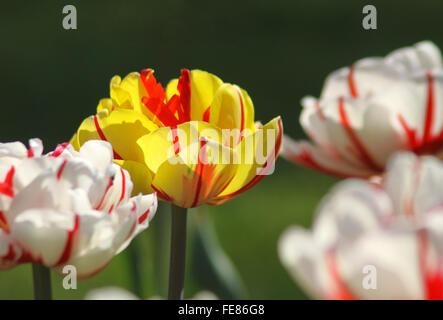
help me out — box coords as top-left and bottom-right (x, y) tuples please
(58, 209), (135, 278)
(385, 41), (442, 73)
(281, 136), (373, 177)
(313, 179), (393, 249)
(0, 230), (20, 270)
(191, 291), (219, 300)
(278, 227), (334, 299)
(11, 209), (75, 267)
(322, 96), (400, 170)
(385, 152), (443, 217)
(77, 140), (114, 176)
(115, 193), (157, 254)
(97, 165), (133, 212)
(13, 157), (59, 190)
(28, 138), (43, 157)
(0, 141), (27, 158)
(320, 58), (399, 102)
(300, 96), (332, 149)
(56, 158), (108, 207)
(336, 229), (424, 299)
(9, 173), (70, 220)
(85, 287), (140, 300)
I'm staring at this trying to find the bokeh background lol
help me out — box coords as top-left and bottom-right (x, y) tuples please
(0, 0), (442, 299)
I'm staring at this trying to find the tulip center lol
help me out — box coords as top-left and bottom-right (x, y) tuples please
(141, 68), (192, 128)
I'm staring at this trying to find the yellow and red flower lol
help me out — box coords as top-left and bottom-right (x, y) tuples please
(71, 69), (282, 208)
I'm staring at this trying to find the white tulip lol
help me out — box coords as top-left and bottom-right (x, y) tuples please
(282, 41), (443, 177)
(279, 152), (443, 299)
(0, 139), (157, 278)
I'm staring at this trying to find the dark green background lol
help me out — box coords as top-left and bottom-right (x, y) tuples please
(0, 0), (440, 299)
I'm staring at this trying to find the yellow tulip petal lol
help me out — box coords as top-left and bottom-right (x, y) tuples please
(110, 72), (147, 113)
(137, 126), (174, 175)
(96, 98), (114, 113)
(76, 109), (158, 162)
(114, 160), (153, 195)
(69, 132), (81, 151)
(151, 138), (237, 208)
(165, 78), (179, 101)
(137, 121), (224, 174)
(189, 70), (223, 120)
(239, 87), (255, 131)
(214, 116), (283, 202)
(209, 84), (255, 144)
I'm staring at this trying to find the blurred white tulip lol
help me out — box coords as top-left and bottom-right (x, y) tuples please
(279, 152), (443, 299)
(282, 41), (443, 178)
(0, 139), (157, 278)
(85, 286), (218, 300)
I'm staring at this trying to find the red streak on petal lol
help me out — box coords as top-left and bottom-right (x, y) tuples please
(57, 159), (68, 180)
(190, 140), (208, 208)
(140, 69), (165, 102)
(397, 72), (443, 156)
(55, 214), (79, 266)
(338, 97), (382, 171)
(49, 143), (69, 157)
(142, 96), (180, 127)
(348, 65), (358, 98)
(93, 115), (123, 160)
(206, 171), (237, 206)
(27, 148), (34, 158)
(426, 269), (443, 300)
(2, 244), (16, 261)
(167, 94), (182, 119)
(203, 106), (211, 122)
(140, 69), (184, 127)
(398, 115), (417, 149)
(327, 250), (356, 300)
(108, 204), (115, 213)
(118, 168), (126, 204)
(94, 115), (108, 141)
(138, 208), (150, 224)
(126, 204), (138, 237)
(0, 167), (15, 198)
(287, 148), (363, 178)
(418, 229), (443, 299)
(423, 71), (435, 144)
(236, 89), (245, 143)
(421, 231), (443, 300)
(4, 167), (14, 186)
(94, 177), (114, 210)
(171, 127), (181, 155)
(151, 184), (174, 203)
(178, 69), (191, 122)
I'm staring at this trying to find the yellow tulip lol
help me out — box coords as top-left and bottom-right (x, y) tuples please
(72, 69), (283, 208)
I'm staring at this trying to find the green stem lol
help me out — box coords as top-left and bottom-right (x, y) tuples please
(168, 204), (188, 300)
(32, 263), (52, 300)
(153, 202), (170, 298)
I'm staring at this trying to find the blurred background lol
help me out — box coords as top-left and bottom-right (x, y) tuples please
(0, 0), (442, 299)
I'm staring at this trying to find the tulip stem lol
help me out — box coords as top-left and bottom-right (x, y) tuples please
(32, 263), (52, 300)
(168, 204), (188, 300)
